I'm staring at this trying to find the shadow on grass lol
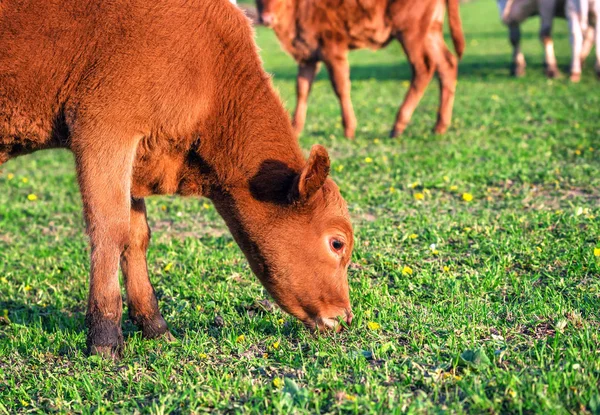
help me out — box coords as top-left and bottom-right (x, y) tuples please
(268, 55), (526, 82)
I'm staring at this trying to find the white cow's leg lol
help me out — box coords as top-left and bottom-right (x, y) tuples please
(593, 0), (600, 77)
(539, 0), (561, 78)
(509, 24), (527, 77)
(567, 0), (584, 81)
(581, 25), (595, 63)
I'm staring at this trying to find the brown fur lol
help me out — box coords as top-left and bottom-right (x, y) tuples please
(0, 0), (354, 358)
(256, 0), (465, 138)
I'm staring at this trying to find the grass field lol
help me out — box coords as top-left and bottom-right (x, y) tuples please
(1, 1), (600, 413)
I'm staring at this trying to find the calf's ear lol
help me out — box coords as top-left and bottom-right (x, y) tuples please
(293, 144), (330, 202)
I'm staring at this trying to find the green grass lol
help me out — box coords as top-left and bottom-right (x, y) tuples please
(1, 1), (599, 413)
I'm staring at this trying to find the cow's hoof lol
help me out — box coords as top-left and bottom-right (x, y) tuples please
(390, 125), (406, 138)
(570, 73), (581, 83)
(433, 123), (448, 135)
(545, 66), (561, 79)
(343, 126), (356, 139)
(511, 64), (526, 78)
(86, 319), (124, 359)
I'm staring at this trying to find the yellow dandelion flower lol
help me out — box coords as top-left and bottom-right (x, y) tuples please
(364, 157), (373, 163)
(21, 177), (28, 183)
(575, 149), (581, 155)
(443, 266), (450, 272)
(199, 353), (207, 359)
(443, 176), (450, 182)
(414, 193), (424, 200)
(27, 193), (38, 201)
(463, 227), (472, 233)
(336, 165), (344, 172)
(163, 262), (173, 272)
(272, 378), (283, 388)
(389, 186), (395, 193)
(7, 173), (14, 180)
(196, 305), (202, 311)
(589, 147), (594, 152)
(402, 266), (413, 275)
(450, 185), (458, 191)
(272, 340), (280, 350)
(236, 334), (245, 343)
(203, 202), (211, 209)
(410, 182), (419, 189)
(367, 321), (380, 330)
(345, 394), (357, 401)
(462, 193), (473, 202)
(408, 233), (418, 239)
(277, 318), (284, 325)
(507, 389), (517, 398)
(594, 248), (600, 257)
(432, 250), (439, 255)
(536, 247), (542, 253)
(0, 277), (7, 283)
(24, 285), (32, 292)
(373, 138), (380, 144)
(161, 205), (167, 211)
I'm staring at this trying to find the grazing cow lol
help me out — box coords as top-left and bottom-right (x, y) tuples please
(566, 0), (600, 80)
(0, 0), (354, 358)
(256, 0), (465, 138)
(497, 0), (595, 77)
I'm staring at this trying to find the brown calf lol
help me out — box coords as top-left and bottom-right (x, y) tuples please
(256, 0), (465, 138)
(0, 0), (354, 358)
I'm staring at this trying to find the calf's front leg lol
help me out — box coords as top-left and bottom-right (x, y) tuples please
(74, 134), (140, 358)
(121, 198), (173, 340)
(323, 50), (357, 139)
(292, 60), (319, 136)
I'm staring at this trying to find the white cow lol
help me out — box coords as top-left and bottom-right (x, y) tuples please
(566, 0), (600, 80)
(497, 0), (595, 77)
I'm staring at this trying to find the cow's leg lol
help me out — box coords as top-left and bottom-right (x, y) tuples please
(121, 198), (173, 340)
(322, 49), (356, 139)
(581, 25), (595, 63)
(593, 1), (600, 77)
(509, 24), (527, 77)
(292, 60), (320, 136)
(567, 0), (584, 82)
(539, 1), (561, 78)
(433, 41), (458, 135)
(390, 35), (435, 137)
(74, 132), (139, 358)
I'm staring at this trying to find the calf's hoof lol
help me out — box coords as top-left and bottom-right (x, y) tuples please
(132, 313), (173, 340)
(86, 319), (124, 359)
(570, 72), (581, 83)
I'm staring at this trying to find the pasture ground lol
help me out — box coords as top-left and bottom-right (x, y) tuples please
(1, 1), (599, 413)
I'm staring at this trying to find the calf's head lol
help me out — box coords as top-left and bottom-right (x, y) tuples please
(212, 145), (354, 331)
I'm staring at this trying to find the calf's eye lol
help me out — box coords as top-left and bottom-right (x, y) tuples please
(331, 239), (344, 252)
